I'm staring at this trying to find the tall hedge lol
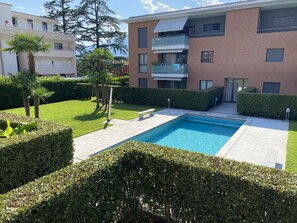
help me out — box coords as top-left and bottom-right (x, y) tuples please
(111, 86), (224, 111)
(0, 77), (90, 110)
(0, 112), (73, 194)
(237, 88), (297, 120)
(1, 141), (296, 222)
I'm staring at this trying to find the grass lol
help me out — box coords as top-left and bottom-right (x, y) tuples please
(3, 99), (160, 137)
(286, 121), (297, 173)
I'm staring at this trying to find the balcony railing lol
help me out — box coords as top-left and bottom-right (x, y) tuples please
(152, 35), (189, 53)
(151, 64), (188, 80)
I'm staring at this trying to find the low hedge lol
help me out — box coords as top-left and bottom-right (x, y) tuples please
(111, 86), (224, 111)
(0, 77), (23, 110)
(0, 112), (73, 194)
(237, 88), (297, 120)
(1, 141), (296, 222)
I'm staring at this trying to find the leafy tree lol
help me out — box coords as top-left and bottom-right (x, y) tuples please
(9, 71), (37, 117)
(82, 48), (113, 111)
(44, 0), (77, 33)
(2, 33), (50, 74)
(77, 0), (127, 54)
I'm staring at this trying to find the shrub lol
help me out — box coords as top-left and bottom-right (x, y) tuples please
(1, 141), (296, 222)
(0, 112), (73, 194)
(0, 77), (23, 110)
(111, 76), (129, 86)
(111, 86), (224, 111)
(75, 83), (93, 99)
(237, 88), (297, 120)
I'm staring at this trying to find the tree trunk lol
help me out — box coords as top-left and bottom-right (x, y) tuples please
(95, 84), (100, 111)
(28, 53), (36, 75)
(22, 93), (30, 117)
(34, 97), (40, 118)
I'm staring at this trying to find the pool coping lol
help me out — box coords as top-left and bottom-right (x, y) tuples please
(73, 108), (288, 170)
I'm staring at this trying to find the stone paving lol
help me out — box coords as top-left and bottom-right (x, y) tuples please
(73, 104), (289, 170)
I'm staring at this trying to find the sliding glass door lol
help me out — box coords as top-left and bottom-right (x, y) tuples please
(225, 78), (248, 102)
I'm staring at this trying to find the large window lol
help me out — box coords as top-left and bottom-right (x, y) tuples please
(201, 51), (214, 63)
(139, 53), (148, 73)
(54, 43), (64, 50)
(200, 80), (213, 90)
(204, 23), (220, 32)
(138, 28), (148, 48)
(27, 19), (33, 29)
(138, 78), (148, 88)
(266, 49), (284, 62)
(263, 82), (280, 94)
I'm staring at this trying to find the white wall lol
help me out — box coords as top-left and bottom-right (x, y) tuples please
(0, 3), (13, 27)
(0, 38), (18, 75)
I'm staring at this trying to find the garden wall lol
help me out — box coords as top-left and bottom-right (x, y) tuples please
(111, 86), (224, 111)
(237, 88), (297, 120)
(1, 141), (296, 222)
(0, 112), (73, 194)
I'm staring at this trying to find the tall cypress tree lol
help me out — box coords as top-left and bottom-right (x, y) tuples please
(44, 0), (77, 33)
(77, 0), (127, 54)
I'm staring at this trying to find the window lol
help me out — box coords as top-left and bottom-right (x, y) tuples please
(185, 26), (195, 36)
(266, 49), (284, 62)
(263, 82), (280, 94)
(51, 60), (55, 66)
(138, 78), (148, 88)
(42, 22), (48, 31)
(204, 23), (220, 32)
(201, 51), (214, 63)
(54, 43), (64, 50)
(12, 17), (17, 26)
(272, 16), (296, 27)
(139, 53), (148, 73)
(27, 19), (33, 29)
(200, 80), (213, 90)
(138, 28), (148, 48)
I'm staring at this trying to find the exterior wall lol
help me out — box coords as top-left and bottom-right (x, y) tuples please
(128, 7), (297, 95)
(187, 8), (297, 95)
(0, 3), (76, 77)
(128, 20), (159, 88)
(185, 16), (226, 36)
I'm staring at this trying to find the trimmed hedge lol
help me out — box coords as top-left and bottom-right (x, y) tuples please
(0, 77), (90, 110)
(0, 112), (73, 194)
(237, 88), (297, 120)
(111, 86), (224, 111)
(1, 141), (297, 222)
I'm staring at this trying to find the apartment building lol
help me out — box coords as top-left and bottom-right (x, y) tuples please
(123, 0), (297, 102)
(0, 2), (77, 77)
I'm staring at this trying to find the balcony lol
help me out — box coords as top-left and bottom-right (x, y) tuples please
(151, 64), (188, 81)
(152, 35), (189, 53)
(36, 66), (76, 75)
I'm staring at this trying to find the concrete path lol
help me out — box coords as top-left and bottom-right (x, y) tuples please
(73, 107), (289, 170)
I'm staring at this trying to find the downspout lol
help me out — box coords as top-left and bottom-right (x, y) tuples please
(0, 40), (5, 75)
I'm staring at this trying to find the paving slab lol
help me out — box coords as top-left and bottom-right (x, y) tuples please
(73, 105), (289, 170)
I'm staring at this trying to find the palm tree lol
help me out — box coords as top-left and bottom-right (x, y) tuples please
(30, 87), (54, 118)
(2, 33), (51, 74)
(10, 71), (37, 116)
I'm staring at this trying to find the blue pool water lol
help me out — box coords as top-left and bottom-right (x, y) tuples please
(132, 115), (245, 156)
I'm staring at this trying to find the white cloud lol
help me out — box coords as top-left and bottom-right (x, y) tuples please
(39, 5), (46, 15)
(139, 0), (177, 13)
(16, 6), (25, 10)
(115, 14), (122, 19)
(182, 6), (192, 10)
(193, 0), (223, 7)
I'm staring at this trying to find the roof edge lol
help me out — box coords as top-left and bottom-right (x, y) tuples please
(122, 0), (295, 23)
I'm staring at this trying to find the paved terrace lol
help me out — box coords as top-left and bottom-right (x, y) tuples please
(74, 104), (288, 170)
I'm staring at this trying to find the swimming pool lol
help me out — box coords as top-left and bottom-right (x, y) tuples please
(132, 114), (245, 156)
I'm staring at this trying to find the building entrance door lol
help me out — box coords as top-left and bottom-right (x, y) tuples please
(225, 78), (248, 103)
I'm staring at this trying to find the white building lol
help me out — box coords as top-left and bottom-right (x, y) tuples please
(0, 2), (77, 77)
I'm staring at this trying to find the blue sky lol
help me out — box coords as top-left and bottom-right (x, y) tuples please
(4, 0), (237, 21)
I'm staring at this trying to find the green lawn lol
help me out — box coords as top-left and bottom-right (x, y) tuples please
(3, 99), (160, 137)
(286, 121), (297, 173)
